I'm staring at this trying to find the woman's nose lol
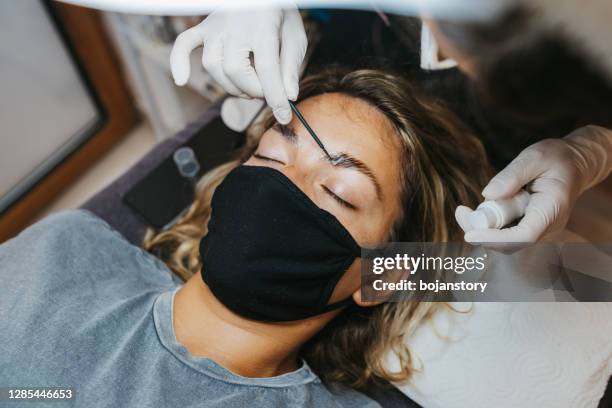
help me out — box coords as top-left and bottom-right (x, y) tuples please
(279, 161), (322, 202)
(280, 165), (310, 194)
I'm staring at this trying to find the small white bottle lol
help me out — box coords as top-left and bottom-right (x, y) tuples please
(469, 190), (530, 229)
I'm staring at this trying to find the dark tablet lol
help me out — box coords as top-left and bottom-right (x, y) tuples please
(123, 117), (244, 230)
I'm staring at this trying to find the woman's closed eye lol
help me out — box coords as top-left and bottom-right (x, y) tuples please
(322, 185), (357, 210)
(253, 152), (286, 165)
(252, 151), (357, 211)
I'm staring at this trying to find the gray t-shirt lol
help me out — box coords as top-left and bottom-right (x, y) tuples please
(0, 210), (379, 408)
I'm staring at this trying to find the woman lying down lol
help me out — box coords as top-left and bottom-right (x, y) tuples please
(3, 68), (606, 407)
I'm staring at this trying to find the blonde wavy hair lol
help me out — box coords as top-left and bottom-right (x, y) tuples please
(144, 68), (491, 389)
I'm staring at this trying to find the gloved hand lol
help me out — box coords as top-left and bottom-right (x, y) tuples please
(170, 5), (307, 125)
(456, 125), (612, 244)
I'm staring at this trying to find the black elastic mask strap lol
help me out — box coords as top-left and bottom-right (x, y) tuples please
(321, 296), (356, 313)
(320, 249), (362, 313)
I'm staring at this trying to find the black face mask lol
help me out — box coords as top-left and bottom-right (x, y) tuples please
(199, 165), (362, 322)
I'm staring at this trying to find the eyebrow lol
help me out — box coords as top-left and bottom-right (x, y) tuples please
(272, 123), (298, 143)
(272, 122), (383, 200)
(328, 152), (383, 200)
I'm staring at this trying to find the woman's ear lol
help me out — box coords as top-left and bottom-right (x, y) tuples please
(352, 267), (410, 307)
(352, 288), (384, 307)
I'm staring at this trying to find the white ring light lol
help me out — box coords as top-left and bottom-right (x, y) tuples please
(56, 0), (509, 21)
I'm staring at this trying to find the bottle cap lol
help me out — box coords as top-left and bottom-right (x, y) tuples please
(173, 147), (200, 178)
(469, 206), (499, 229)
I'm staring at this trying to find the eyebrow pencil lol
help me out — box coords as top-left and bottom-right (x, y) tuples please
(288, 100), (333, 160)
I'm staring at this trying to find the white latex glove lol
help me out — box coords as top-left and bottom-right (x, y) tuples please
(170, 5), (307, 125)
(220, 97), (265, 132)
(456, 125), (612, 244)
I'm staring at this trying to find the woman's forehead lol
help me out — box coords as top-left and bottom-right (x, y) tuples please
(296, 93), (402, 170)
(297, 93), (401, 151)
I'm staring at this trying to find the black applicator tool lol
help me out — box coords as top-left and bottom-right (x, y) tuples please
(288, 100), (333, 161)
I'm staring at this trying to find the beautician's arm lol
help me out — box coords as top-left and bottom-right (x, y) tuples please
(459, 125), (612, 243)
